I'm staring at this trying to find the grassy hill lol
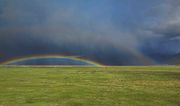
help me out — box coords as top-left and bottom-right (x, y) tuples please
(0, 66), (179, 106)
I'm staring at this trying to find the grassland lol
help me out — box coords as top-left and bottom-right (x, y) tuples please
(0, 66), (179, 106)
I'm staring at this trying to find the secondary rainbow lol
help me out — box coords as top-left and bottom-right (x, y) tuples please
(1, 55), (103, 66)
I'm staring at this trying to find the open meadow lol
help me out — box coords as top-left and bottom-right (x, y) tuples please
(0, 66), (179, 106)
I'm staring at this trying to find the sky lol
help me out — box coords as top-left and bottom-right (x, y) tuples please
(0, 0), (180, 65)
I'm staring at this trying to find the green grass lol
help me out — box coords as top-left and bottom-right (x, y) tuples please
(0, 66), (179, 106)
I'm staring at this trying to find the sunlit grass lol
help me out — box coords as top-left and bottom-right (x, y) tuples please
(0, 66), (179, 106)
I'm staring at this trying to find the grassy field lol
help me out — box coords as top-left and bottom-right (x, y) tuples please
(0, 66), (179, 106)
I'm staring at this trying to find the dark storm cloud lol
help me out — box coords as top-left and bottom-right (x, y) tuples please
(139, 0), (180, 63)
(0, 0), (180, 65)
(140, 0), (180, 35)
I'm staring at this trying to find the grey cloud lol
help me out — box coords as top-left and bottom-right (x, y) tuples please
(0, 0), (180, 65)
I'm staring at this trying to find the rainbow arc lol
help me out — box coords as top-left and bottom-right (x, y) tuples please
(1, 55), (103, 66)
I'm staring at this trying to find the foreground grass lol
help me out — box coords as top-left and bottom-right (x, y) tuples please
(0, 66), (179, 106)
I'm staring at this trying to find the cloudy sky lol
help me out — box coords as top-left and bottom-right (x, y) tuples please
(0, 0), (180, 65)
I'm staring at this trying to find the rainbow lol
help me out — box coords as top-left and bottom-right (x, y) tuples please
(1, 55), (103, 66)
